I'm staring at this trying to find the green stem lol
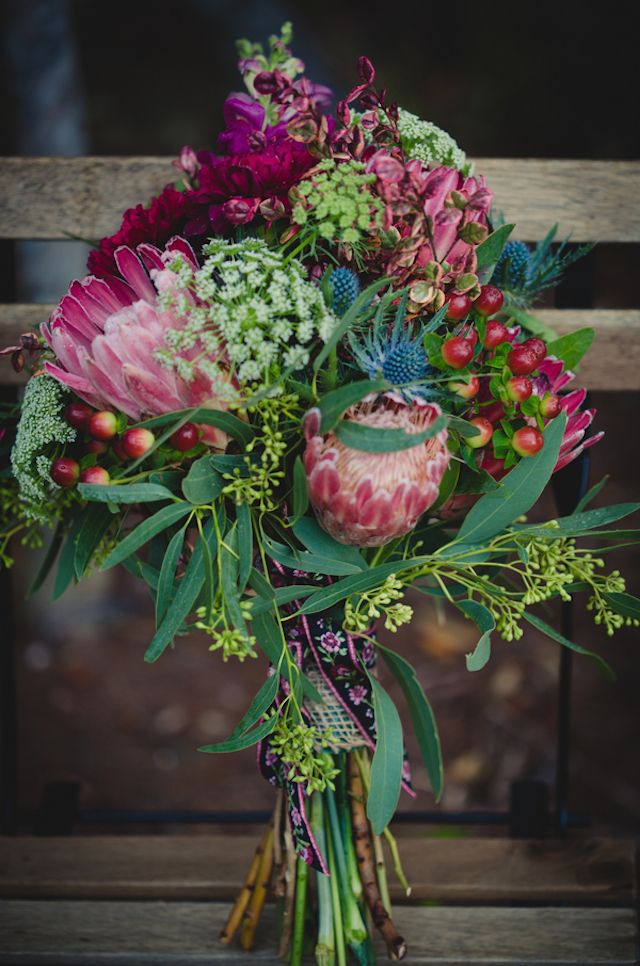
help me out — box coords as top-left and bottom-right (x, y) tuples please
(290, 855), (309, 966)
(325, 780), (370, 959)
(326, 809), (347, 966)
(311, 793), (335, 966)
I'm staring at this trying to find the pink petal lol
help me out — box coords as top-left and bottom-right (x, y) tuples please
(114, 247), (157, 303)
(42, 361), (102, 408)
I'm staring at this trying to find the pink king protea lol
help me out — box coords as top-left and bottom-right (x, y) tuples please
(304, 396), (451, 547)
(42, 237), (231, 440)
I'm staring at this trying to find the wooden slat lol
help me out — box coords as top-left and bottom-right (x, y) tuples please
(0, 900), (636, 964)
(1, 308), (638, 390)
(1, 157), (639, 242)
(0, 835), (634, 905)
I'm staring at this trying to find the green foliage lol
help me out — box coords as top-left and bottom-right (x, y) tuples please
(366, 672), (404, 834)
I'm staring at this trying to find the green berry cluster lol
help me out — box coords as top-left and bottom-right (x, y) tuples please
(344, 575), (413, 633)
(268, 717), (340, 794)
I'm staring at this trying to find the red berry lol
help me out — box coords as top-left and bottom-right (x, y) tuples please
(523, 337), (547, 362)
(112, 440), (129, 461)
(507, 345), (539, 376)
(86, 439), (108, 455)
(64, 401), (93, 430)
(50, 457), (80, 488)
(480, 450), (507, 479)
(170, 422), (201, 452)
(474, 285), (504, 316)
(459, 324), (478, 347)
(450, 374), (480, 399)
(88, 410), (117, 441)
(540, 393), (562, 418)
(80, 466), (110, 485)
(444, 293), (472, 321)
(481, 319), (509, 349)
(466, 416), (494, 448)
(121, 427), (155, 459)
(507, 376), (533, 402)
(442, 336), (474, 370)
(512, 426), (544, 457)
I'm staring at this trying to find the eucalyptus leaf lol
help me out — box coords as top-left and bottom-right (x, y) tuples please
(229, 674), (280, 739)
(335, 413), (447, 452)
(74, 504), (113, 579)
(475, 223), (514, 269)
(182, 456), (223, 504)
(221, 523), (246, 630)
(455, 599), (495, 671)
(603, 592), (640, 621)
(546, 328), (595, 370)
(78, 482), (175, 504)
(101, 503), (192, 570)
(263, 533), (365, 577)
(137, 407), (254, 446)
(236, 502), (253, 593)
(53, 511), (90, 600)
(523, 611), (615, 680)
(291, 456), (309, 524)
(198, 714), (276, 753)
(381, 647), (443, 800)
(366, 672), (404, 834)
(252, 611), (286, 666)
(292, 517), (367, 571)
(455, 412), (566, 545)
(27, 525), (63, 597)
(299, 555), (434, 615)
(156, 526), (186, 626)
(574, 475), (609, 513)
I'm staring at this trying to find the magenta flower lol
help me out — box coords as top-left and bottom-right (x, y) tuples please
(304, 395), (451, 547)
(533, 357), (604, 471)
(42, 238), (231, 438)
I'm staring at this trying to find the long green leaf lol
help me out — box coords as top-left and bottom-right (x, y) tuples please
(292, 517), (367, 571)
(299, 555), (434, 615)
(252, 611), (286, 666)
(182, 456), (222, 504)
(455, 412), (566, 546)
(366, 673), (404, 834)
(603, 592), (640, 621)
(144, 523), (210, 662)
(198, 715), (276, 753)
(290, 456), (309, 525)
(28, 525), (63, 597)
(74, 504), (113, 579)
(78, 482), (175, 504)
(546, 328), (595, 370)
(236, 502), (253, 593)
(455, 599), (495, 671)
(156, 526), (186, 626)
(263, 533), (365, 577)
(381, 648), (443, 800)
(53, 512), (88, 600)
(475, 223), (514, 269)
(137, 407), (254, 446)
(335, 413), (447, 452)
(221, 523), (246, 630)
(101, 503), (192, 570)
(229, 675), (279, 739)
(574, 475), (609, 513)
(318, 378), (388, 432)
(523, 611), (615, 680)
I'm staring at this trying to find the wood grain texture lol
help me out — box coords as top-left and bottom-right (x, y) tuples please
(1, 157), (639, 241)
(0, 835), (634, 905)
(1, 308), (638, 389)
(0, 900), (636, 964)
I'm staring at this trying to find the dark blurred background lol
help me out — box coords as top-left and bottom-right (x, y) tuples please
(1, 0), (638, 837)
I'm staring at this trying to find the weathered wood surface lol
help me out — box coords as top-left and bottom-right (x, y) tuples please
(1, 157), (639, 242)
(1, 308), (638, 390)
(0, 900), (636, 965)
(0, 835), (635, 905)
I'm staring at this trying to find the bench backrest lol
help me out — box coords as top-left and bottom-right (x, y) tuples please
(1, 157), (638, 389)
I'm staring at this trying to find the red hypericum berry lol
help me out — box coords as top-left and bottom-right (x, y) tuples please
(121, 427), (156, 459)
(450, 374), (480, 399)
(442, 336), (474, 370)
(64, 401), (93, 430)
(512, 426), (544, 457)
(481, 319), (509, 349)
(459, 324), (478, 347)
(539, 393), (562, 418)
(88, 410), (117, 441)
(474, 285), (504, 316)
(507, 376), (533, 402)
(80, 466), (110, 485)
(50, 457), (80, 488)
(112, 439), (129, 461)
(170, 422), (201, 452)
(523, 337), (547, 362)
(466, 416), (494, 448)
(507, 345), (539, 376)
(480, 450), (507, 479)
(445, 293), (473, 321)
(86, 439), (108, 455)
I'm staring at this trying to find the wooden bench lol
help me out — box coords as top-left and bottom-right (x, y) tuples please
(1, 156), (639, 964)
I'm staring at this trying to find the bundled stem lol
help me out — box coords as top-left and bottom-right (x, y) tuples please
(373, 832), (391, 914)
(219, 821), (272, 945)
(272, 788), (285, 898)
(239, 824), (274, 951)
(290, 854), (309, 966)
(311, 793), (335, 965)
(348, 753), (408, 961)
(277, 811), (297, 959)
(326, 808), (348, 966)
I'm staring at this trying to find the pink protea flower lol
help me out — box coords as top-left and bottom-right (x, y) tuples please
(42, 237), (231, 442)
(533, 357), (603, 471)
(304, 396), (451, 547)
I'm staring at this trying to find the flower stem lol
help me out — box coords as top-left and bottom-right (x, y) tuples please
(326, 808), (347, 966)
(219, 821), (271, 945)
(325, 779), (370, 962)
(311, 793), (335, 966)
(290, 855), (309, 966)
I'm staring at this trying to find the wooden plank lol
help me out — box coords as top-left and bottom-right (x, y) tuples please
(1, 308), (638, 390)
(0, 900), (636, 964)
(0, 836), (634, 905)
(0, 158), (639, 242)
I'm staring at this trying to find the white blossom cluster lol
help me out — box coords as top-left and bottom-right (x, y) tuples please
(155, 237), (338, 392)
(397, 108), (467, 171)
(11, 374), (76, 521)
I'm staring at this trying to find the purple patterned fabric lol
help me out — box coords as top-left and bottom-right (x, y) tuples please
(257, 563), (414, 872)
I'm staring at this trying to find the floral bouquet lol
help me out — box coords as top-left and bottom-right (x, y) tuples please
(2, 23), (639, 964)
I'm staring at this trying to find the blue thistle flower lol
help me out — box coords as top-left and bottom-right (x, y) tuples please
(349, 319), (437, 400)
(329, 267), (360, 316)
(490, 227), (593, 308)
(493, 240), (531, 287)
